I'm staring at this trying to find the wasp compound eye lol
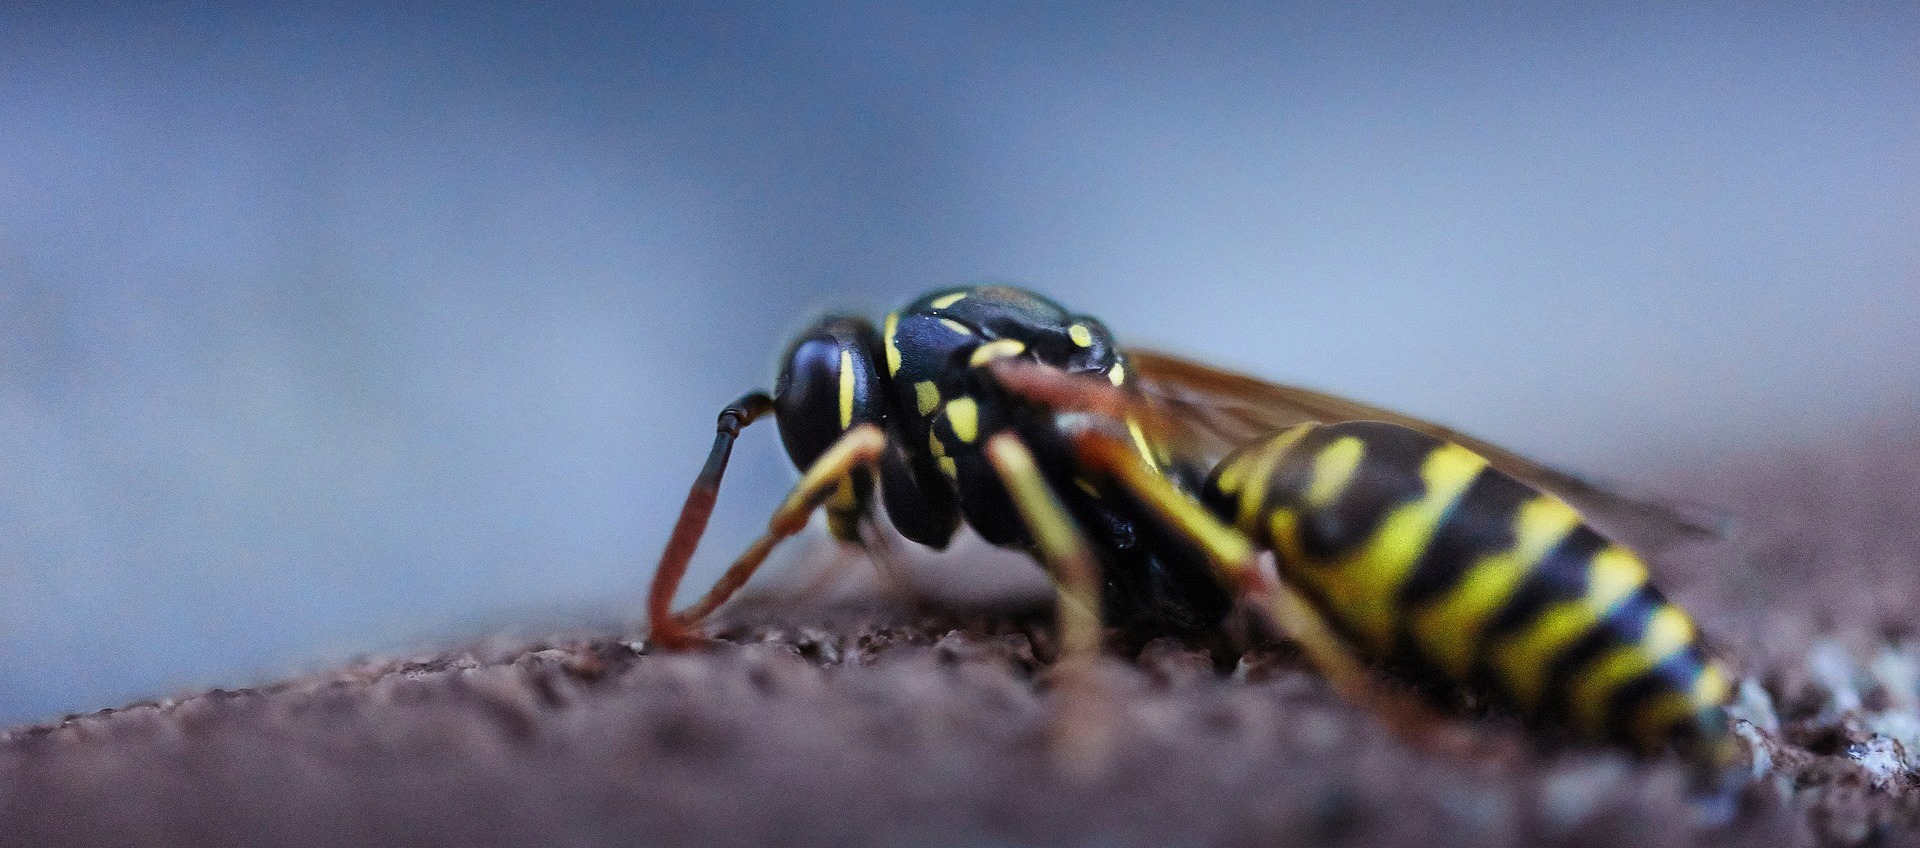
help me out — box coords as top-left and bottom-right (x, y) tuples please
(773, 316), (892, 472)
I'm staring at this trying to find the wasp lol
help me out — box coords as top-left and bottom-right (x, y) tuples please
(645, 284), (1733, 762)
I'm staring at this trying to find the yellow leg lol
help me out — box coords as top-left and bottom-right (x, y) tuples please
(1070, 430), (1256, 586)
(983, 433), (1103, 661)
(983, 431), (1116, 780)
(649, 423), (888, 649)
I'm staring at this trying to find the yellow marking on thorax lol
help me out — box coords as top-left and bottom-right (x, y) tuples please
(838, 349), (855, 429)
(1486, 544), (1648, 710)
(1305, 436), (1364, 508)
(1107, 362), (1126, 386)
(1295, 442), (1487, 656)
(914, 381), (940, 415)
(883, 312), (902, 375)
(939, 318), (973, 336)
(1565, 605), (1696, 734)
(968, 338), (1026, 366)
(1067, 323), (1094, 347)
(946, 397), (980, 443)
(1410, 495), (1583, 679)
(1626, 662), (1730, 749)
(929, 430), (957, 478)
(930, 291), (968, 309)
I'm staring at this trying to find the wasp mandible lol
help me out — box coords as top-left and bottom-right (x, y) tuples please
(645, 284), (1732, 761)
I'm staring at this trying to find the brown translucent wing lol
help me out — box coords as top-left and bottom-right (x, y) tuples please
(1125, 347), (1726, 553)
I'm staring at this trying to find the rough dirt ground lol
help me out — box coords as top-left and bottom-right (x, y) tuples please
(4, 419), (1919, 847)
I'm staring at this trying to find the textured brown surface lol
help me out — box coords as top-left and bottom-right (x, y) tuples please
(4, 420), (1919, 847)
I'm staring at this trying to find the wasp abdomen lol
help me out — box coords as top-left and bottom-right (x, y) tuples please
(1202, 420), (1729, 750)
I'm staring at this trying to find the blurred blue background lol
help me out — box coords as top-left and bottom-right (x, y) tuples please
(1, 3), (1915, 724)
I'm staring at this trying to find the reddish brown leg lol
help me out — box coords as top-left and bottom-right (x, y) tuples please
(651, 423), (889, 648)
(647, 394), (774, 649)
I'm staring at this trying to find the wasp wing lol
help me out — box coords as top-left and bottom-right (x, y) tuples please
(1124, 347), (1727, 554)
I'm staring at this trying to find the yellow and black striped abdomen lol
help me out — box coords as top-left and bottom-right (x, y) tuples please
(1200, 420), (1729, 752)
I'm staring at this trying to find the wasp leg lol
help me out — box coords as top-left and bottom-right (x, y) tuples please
(983, 433), (1103, 660)
(983, 432), (1115, 780)
(1068, 429), (1486, 755)
(647, 393), (775, 648)
(650, 423), (889, 649)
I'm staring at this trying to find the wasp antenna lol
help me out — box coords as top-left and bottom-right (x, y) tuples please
(668, 423), (889, 636)
(647, 392), (775, 649)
